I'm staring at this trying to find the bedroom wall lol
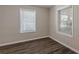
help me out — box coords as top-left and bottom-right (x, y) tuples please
(49, 5), (79, 52)
(0, 5), (79, 52)
(0, 5), (49, 45)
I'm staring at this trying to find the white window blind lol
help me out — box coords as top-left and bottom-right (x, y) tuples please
(20, 8), (36, 33)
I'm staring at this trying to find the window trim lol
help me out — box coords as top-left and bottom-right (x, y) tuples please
(20, 8), (36, 33)
(56, 6), (73, 37)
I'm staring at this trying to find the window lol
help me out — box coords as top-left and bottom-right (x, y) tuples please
(20, 8), (36, 33)
(57, 6), (73, 36)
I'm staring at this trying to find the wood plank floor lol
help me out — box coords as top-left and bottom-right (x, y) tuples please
(0, 37), (76, 54)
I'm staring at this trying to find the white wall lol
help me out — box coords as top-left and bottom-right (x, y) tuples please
(49, 5), (79, 52)
(0, 5), (49, 44)
(0, 5), (79, 52)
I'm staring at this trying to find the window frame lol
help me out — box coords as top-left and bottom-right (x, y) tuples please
(20, 8), (36, 33)
(56, 6), (73, 37)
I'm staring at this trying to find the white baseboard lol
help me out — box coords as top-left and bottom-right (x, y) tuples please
(49, 36), (79, 53)
(0, 36), (49, 47)
(0, 35), (79, 53)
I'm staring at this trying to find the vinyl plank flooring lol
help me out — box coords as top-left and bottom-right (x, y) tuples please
(0, 37), (76, 54)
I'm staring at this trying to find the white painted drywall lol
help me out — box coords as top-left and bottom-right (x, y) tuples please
(49, 5), (79, 52)
(0, 5), (49, 44)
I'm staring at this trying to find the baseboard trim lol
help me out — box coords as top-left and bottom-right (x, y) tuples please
(0, 36), (49, 47)
(0, 35), (79, 53)
(49, 36), (79, 53)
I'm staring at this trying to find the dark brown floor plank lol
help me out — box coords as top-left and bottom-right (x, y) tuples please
(0, 37), (76, 54)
